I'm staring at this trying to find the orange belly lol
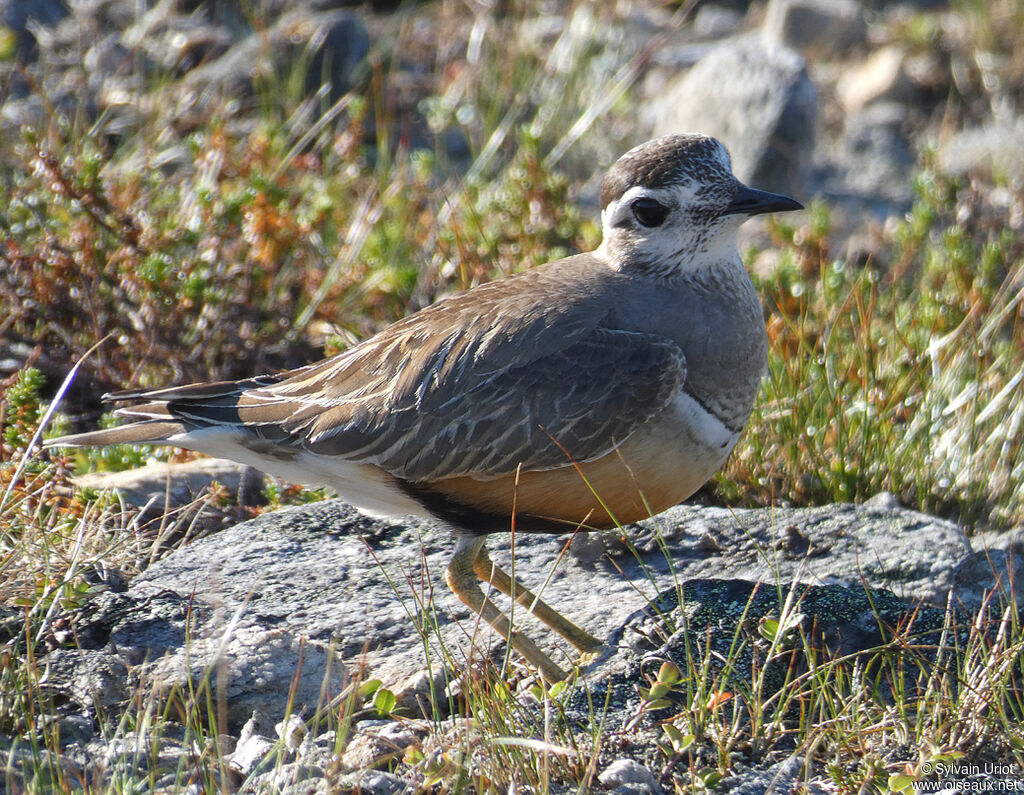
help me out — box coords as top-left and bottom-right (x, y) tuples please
(424, 425), (733, 529)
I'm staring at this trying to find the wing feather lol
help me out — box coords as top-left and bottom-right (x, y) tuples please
(270, 324), (686, 481)
(65, 256), (688, 483)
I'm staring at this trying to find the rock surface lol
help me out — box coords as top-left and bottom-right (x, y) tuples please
(58, 493), (1015, 730)
(763, 0), (867, 55)
(598, 757), (661, 792)
(73, 457), (263, 510)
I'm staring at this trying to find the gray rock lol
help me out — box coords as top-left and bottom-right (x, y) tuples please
(73, 496), (980, 726)
(723, 755), (833, 794)
(816, 101), (915, 218)
(763, 0), (867, 54)
(73, 457), (263, 510)
(70, 458), (258, 553)
(692, 5), (744, 39)
(598, 757), (662, 793)
(333, 769), (411, 795)
(56, 713), (96, 747)
(341, 728), (407, 770)
(141, 622), (349, 729)
(239, 710), (276, 744)
(246, 761), (327, 794)
(75, 589), (197, 665)
(936, 118), (1024, 181)
(228, 711), (278, 777)
(374, 720), (420, 749)
(277, 714), (307, 752)
(956, 527), (1024, 612)
(38, 648), (129, 712)
(76, 723), (194, 789)
(393, 667), (450, 717)
(0, 2), (370, 143)
(648, 33), (817, 197)
(836, 45), (915, 114)
(227, 732), (276, 777)
(179, 9), (370, 108)
(561, 576), (965, 748)
(70, 586), (348, 729)
(0, 0), (68, 61)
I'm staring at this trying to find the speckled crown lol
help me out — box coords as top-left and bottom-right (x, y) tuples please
(600, 134), (733, 210)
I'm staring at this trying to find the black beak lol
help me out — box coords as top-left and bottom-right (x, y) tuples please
(723, 184), (803, 216)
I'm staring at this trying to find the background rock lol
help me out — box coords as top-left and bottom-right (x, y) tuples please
(647, 33), (817, 197)
(815, 100), (916, 223)
(937, 118), (1024, 181)
(836, 45), (916, 114)
(73, 457), (263, 510)
(763, 0), (867, 55)
(0, 0), (68, 61)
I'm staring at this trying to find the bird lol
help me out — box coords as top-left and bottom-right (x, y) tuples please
(47, 134), (802, 682)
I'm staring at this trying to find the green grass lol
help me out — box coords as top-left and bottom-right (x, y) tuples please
(3, 0), (1024, 791)
(724, 165), (1024, 529)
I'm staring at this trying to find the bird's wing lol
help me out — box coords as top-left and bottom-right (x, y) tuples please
(262, 325), (685, 481)
(110, 266), (687, 482)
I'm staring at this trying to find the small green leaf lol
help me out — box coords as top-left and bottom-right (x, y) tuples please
(358, 679), (382, 697)
(660, 724), (695, 753)
(759, 617), (780, 641)
(657, 661), (682, 684)
(647, 682), (671, 700)
(373, 688), (396, 714)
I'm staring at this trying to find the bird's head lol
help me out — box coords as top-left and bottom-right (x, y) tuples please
(596, 134), (802, 278)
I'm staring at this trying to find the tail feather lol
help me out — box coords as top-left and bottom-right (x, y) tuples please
(112, 401), (173, 421)
(44, 420), (188, 449)
(105, 376), (281, 403)
(48, 374), (291, 451)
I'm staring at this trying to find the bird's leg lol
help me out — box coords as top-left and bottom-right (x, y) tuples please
(446, 535), (567, 682)
(473, 544), (603, 654)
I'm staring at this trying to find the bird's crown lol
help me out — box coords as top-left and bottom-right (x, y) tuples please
(599, 134), (733, 212)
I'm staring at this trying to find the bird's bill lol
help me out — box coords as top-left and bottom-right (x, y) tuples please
(723, 185), (803, 216)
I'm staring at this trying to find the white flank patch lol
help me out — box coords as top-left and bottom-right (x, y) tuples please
(165, 427), (429, 519)
(670, 390), (738, 452)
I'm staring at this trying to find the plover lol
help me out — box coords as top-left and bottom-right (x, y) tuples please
(48, 134), (802, 681)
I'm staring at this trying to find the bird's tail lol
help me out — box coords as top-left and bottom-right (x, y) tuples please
(43, 376), (280, 450)
(44, 420), (188, 449)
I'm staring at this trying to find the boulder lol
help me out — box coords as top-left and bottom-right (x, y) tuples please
(61, 493), (1005, 728)
(647, 33), (817, 197)
(763, 0), (867, 55)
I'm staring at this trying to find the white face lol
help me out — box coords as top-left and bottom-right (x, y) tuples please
(597, 179), (746, 278)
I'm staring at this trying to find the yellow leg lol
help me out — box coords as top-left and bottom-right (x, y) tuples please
(473, 545), (603, 654)
(445, 535), (567, 682)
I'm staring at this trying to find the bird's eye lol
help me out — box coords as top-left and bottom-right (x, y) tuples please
(631, 198), (669, 228)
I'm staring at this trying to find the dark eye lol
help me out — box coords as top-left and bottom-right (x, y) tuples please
(631, 197), (669, 228)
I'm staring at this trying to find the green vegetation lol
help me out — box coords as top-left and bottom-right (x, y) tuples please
(727, 163), (1024, 528)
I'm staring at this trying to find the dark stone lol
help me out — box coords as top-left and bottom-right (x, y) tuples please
(0, 0), (68, 62)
